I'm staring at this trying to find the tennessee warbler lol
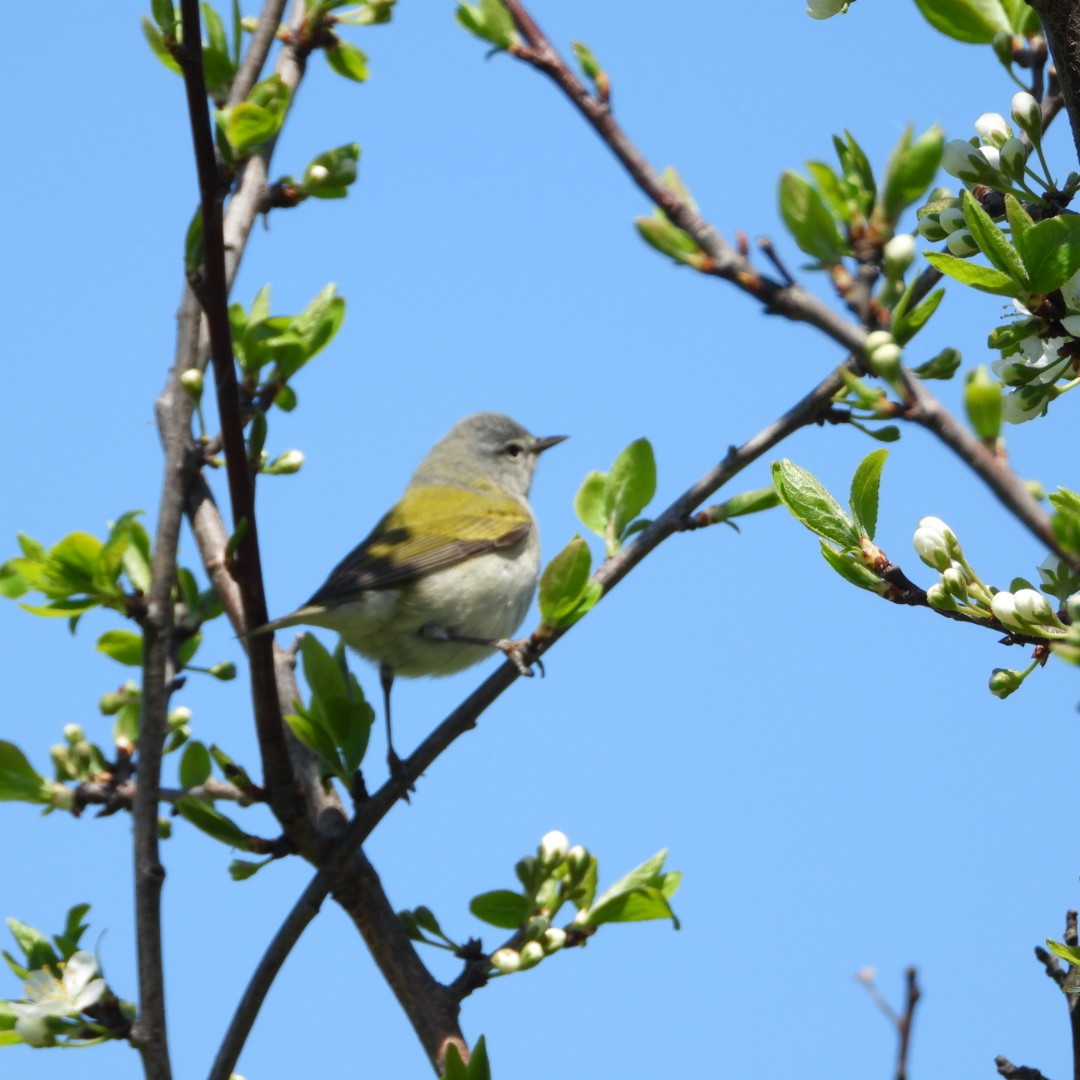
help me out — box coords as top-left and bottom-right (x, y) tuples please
(259, 412), (565, 770)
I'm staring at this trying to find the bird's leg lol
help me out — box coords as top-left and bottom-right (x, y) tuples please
(419, 624), (542, 678)
(380, 662), (412, 793)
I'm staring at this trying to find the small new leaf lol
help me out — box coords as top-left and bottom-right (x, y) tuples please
(771, 460), (861, 548)
(469, 890), (530, 930)
(848, 449), (888, 540)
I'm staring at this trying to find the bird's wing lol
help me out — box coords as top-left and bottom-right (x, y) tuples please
(304, 485), (533, 607)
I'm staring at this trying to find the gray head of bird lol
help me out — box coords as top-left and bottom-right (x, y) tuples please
(409, 412), (567, 502)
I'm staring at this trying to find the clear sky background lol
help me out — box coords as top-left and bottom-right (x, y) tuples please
(4, 1), (1080, 1077)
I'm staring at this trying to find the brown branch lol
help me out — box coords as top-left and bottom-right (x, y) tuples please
(75, 777), (252, 811)
(895, 967), (921, 1080)
(496, 0), (1077, 577)
(500, 0), (866, 355)
(212, 357), (855, 1074)
(1028, 1), (1080, 164)
(175, 0), (304, 838)
(901, 375), (1073, 568)
(227, 0), (290, 107)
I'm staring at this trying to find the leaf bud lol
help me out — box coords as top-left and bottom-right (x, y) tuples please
(209, 662), (237, 680)
(964, 364), (1002, 441)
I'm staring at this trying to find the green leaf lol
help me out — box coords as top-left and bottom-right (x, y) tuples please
(179, 740), (212, 789)
(185, 207), (204, 278)
(152, 0), (176, 31)
(771, 460), (860, 548)
(820, 543), (887, 592)
(441, 1043), (469, 1080)
(53, 904), (92, 960)
(880, 125), (944, 223)
(1046, 937), (1080, 967)
(141, 14), (182, 73)
(0, 741), (50, 804)
(848, 449), (888, 540)
(571, 40), (602, 81)
(538, 537), (601, 629)
(301, 633), (347, 702)
(834, 131), (876, 216)
(609, 438), (657, 542)
(175, 795), (257, 850)
(585, 850), (681, 929)
(456, 0), (518, 49)
(6, 918), (58, 971)
(466, 1036), (491, 1080)
(634, 213), (702, 265)
(225, 102), (279, 152)
(574, 471), (610, 539)
(912, 0), (1011, 42)
(1014, 214), (1080, 294)
(229, 857), (273, 881)
(96, 629), (144, 666)
(961, 190), (1029, 288)
(892, 286), (944, 346)
(778, 172), (847, 265)
(923, 251), (1017, 296)
(283, 710), (345, 777)
(469, 890), (530, 930)
(326, 41), (369, 82)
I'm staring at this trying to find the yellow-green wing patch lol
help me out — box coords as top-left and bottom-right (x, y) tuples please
(307, 486), (532, 602)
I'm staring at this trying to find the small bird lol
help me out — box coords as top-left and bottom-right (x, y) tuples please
(259, 412), (566, 771)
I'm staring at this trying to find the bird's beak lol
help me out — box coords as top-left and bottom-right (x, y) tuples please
(531, 434), (568, 455)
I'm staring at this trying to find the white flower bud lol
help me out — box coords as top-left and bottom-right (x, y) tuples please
(518, 941), (545, 969)
(1066, 590), (1080, 624)
(490, 948), (521, 974)
(925, 582), (958, 610)
(866, 343), (901, 379)
(942, 566), (969, 600)
(945, 229), (979, 257)
(266, 450), (304, 475)
(1003, 386), (1047, 424)
(307, 164), (330, 183)
(538, 830), (569, 867)
(913, 523), (952, 571)
(864, 330), (894, 353)
(1011, 91), (1042, 139)
(543, 927), (567, 953)
(978, 145), (1001, 172)
(1013, 588), (1054, 624)
(998, 137), (1027, 180)
(938, 207), (967, 234)
(974, 112), (1012, 147)
(917, 213), (947, 241)
(990, 590), (1025, 629)
(883, 234), (916, 275)
(942, 140), (987, 181)
(180, 368), (204, 401)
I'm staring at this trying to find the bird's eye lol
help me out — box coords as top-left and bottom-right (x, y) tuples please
(504, 443), (523, 458)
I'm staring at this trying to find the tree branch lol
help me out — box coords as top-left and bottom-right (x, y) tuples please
(1028, 0), (1080, 163)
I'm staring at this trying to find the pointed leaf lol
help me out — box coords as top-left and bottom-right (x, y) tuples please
(771, 460), (860, 548)
(848, 449), (888, 540)
(469, 890), (530, 930)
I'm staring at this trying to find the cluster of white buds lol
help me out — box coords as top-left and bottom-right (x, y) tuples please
(863, 330), (902, 380)
(942, 93), (1040, 191)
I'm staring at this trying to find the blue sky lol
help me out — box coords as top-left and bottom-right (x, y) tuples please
(4, 1), (1080, 1077)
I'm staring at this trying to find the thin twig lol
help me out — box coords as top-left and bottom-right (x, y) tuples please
(498, 0), (1074, 573)
(175, 0), (300, 828)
